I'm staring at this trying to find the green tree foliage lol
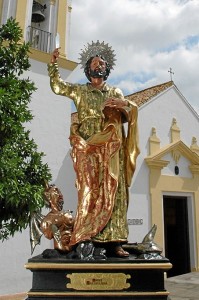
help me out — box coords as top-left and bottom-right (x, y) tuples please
(0, 18), (52, 240)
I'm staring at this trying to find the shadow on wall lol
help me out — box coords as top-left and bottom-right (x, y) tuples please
(54, 150), (78, 214)
(130, 160), (149, 195)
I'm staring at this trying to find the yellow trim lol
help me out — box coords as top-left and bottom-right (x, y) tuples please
(149, 127), (160, 155)
(189, 164), (199, 175)
(170, 118), (180, 142)
(149, 174), (199, 269)
(194, 188), (199, 270)
(15, 0), (27, 39)
(1, 0), (77, 68)
(146, 140), (199, 164)
(25, 262), (172, 270)
(0, 0), (3, 21)
(28, 291), (170, 297)
(57, 0), (67, 58)
(145, 159), (169, 169)
(29, 47), (77, 70)
(190, 137), (199, 155)
(145, 137), (199, 271)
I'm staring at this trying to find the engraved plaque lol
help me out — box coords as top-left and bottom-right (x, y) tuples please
(67, 273), (131, 290)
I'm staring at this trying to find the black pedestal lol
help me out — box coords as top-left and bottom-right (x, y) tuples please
(25, 254), (172, 299)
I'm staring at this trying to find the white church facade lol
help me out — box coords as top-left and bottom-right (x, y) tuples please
(0, 0), (199, 297)
(126, 81), (199, 278)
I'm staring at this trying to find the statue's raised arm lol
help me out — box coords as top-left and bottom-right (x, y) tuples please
(47, 41), (140, 258)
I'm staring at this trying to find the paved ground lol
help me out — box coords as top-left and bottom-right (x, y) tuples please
(165, 272), (199, 300)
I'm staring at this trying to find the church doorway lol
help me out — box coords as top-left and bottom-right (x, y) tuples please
(163, 196), (191, 277)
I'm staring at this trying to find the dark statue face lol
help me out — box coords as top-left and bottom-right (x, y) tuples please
(84, 55), (111, 82)
(49, 186), (64, 211)
(89, 56), (107, 79)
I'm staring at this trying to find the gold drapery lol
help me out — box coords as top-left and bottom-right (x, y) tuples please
(48, 63), (140, 246)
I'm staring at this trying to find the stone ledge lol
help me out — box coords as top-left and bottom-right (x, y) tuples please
(0, 293), (26, 300)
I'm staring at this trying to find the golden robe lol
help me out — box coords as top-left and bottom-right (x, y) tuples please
(48, 63), (140, 246)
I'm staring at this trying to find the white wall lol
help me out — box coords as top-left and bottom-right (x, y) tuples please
(0, 229), (51, 295)
(0, 59), (77, 295)
(26, 59), (78, 213)
(127, 86), (199, 243)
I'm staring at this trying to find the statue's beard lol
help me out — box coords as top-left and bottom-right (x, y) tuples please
(90, 68), (106, 78)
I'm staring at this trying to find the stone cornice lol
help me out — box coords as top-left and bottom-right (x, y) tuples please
(189, 165), (199, 175)
(146, 140), (199, 165)
(29, 48), (77, 71)
(145, 159), (170, 169)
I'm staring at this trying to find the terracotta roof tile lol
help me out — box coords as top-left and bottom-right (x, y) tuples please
(126, 81), (173, 107)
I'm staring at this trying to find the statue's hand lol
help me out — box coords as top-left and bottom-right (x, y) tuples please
(102, 97), (128, 110)
(51, 224), (59, 234)
(51, 48), (60, 63)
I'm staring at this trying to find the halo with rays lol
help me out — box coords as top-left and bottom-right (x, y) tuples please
(79, 40), (116, 69)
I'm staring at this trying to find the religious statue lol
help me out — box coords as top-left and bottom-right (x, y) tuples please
(41, 183), (74, 252)
(47, 41), (140, 258)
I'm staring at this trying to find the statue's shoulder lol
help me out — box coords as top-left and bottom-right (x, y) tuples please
(106, 83), (123, 97)
(73, 82), (88, 91)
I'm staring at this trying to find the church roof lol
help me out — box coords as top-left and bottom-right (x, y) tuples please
(126, 81), (174, 107)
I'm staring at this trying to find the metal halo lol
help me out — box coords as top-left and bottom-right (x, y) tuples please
(79, 40), (116, 69)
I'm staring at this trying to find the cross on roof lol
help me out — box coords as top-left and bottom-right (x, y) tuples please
(168, 67), (174, 81)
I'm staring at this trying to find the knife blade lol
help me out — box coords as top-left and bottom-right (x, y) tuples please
(55, 33), (60, 49)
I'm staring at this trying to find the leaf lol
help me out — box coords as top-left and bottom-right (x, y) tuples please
(0, 18), (52, 240)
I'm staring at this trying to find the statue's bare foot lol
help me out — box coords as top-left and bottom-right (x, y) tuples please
(114, 245), (129, 257)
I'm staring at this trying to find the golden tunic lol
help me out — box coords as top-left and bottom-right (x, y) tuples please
(48, 63), (140, 246)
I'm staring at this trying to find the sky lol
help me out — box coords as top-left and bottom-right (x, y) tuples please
(67, 0), (199, 115)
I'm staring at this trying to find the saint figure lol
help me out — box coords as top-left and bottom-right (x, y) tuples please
(48, 41), (140, 257)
